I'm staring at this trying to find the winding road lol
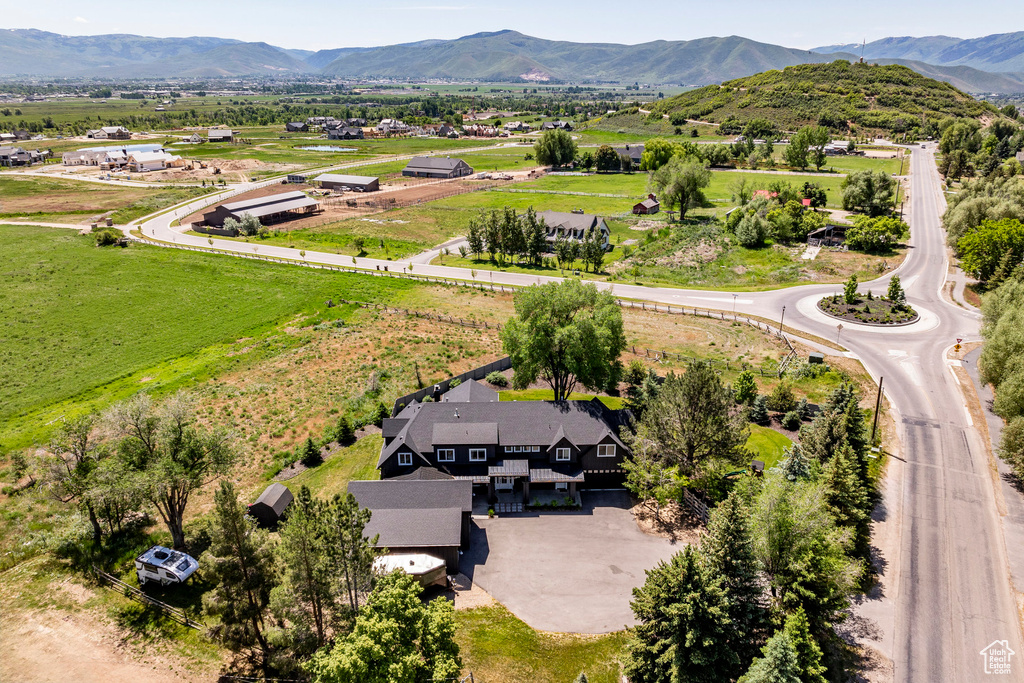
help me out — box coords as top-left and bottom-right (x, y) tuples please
(134, 145), (1022, 680)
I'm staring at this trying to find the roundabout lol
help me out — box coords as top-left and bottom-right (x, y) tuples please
(795, 292), (940, 334)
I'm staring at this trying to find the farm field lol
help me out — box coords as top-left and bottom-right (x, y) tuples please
(0, 175), (215, 224)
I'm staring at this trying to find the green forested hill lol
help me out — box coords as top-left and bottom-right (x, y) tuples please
(650, 61), (1001, 133)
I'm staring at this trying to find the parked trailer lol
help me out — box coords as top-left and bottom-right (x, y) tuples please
(135, 545), (199, 586)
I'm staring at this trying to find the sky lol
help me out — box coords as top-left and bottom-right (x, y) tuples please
(2, 0), (1024, 51)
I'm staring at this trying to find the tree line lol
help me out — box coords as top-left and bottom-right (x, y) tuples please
(465, 205), (607, 273)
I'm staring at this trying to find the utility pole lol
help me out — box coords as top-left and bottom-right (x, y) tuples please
(733, 293), (738, 320)
(871, 376), (884, 444)
(779, 305), (786, 335)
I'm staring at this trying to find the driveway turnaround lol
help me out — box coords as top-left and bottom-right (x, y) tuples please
(461, 490), (681, 633)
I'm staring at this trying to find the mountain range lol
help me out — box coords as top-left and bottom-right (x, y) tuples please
(3, 28), (1024, 93)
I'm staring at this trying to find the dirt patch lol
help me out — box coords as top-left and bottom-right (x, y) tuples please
(631, 219), (663, 231)
(631, 500), (703, 543)
(0, 606), (214, 683)
(446, 573), (496, 610)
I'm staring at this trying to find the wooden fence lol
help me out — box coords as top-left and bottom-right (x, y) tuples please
(92, 566), (203, 629)
(681, 488), (710, 524)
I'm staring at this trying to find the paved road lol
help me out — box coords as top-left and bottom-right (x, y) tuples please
(135, 145), (1023, 679)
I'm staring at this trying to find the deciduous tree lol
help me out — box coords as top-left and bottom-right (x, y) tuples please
(534, 128), (577, 167)
(648, 156), (711, 220)
(501, 280), (626, 400)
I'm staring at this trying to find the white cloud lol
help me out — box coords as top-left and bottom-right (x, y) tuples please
(73, 16), (88, 23)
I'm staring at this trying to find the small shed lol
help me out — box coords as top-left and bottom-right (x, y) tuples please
(249, 483), (294, 527)
(633, 193), (660, 215)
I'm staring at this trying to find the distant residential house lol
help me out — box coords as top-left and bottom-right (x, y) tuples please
(437, 124), (458, 138)
(286, 122), (308, 133)
(128, 151), (183, 172)
(614, 143), (645, 169)
(503, 121), (531, 132)
(13, 130), (31, 141)
(0, 146), (31, 167)
(377, 391), (631, 501)
(186, 132), (204, 143)
(537, 210), (610, 250)
(327, 125), (364, 140)
(202, 190), (320, 228)
(348, 479), (473, 571)
(346, 118), (367, 127)
(633, 193), (660, 215)
(313, 173), (379, 192)
(207, 129), (234, 143)
(462, 124), (498, 137)
(541, 121), (573, 132)
(87, 126), (131, 140)
(62, 148), (130, 168)
(402, 156), (474, 179)
(377, 118), (410, 134)
(807, 224), (847, 246)
(0, 133), (15, 143)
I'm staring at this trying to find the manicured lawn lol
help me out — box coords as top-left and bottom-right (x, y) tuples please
(456, 604), (628, 683)
(745, 424), (793, 468)
(0, 225), (416, 447)
(498, 388), (624, 409)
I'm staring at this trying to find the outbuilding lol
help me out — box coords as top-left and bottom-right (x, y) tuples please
(633, 193), (660, 215)
(208, 129), (234, 143)
(202, 190), (320, 228)
(248, 483), (294, 528)
(401, 156), (473, 179)
(313, 173), (379, 192)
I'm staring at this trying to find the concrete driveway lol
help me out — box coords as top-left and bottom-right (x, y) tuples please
(461, 490), (683, 633)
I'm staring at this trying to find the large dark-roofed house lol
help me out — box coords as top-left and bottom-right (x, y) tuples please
(286, 122), (308, 132)
(378, 396), (630, 501)
(202, 190), (320, 228)
(402, 156), (474, 179)
(348, 479), (472, 571)
(208, 129), (234, 142)
(313, 173), (379, 192)
(327, 126), (364, 140)
(536, 210), (610, 251)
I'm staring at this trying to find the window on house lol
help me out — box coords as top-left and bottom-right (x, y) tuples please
(556, 448), (571, 461)
(437, 449), (455, 462)
(469, 449), (487, 462)
(597, 444), (616, 458)
(531, 446), (540, 452)
(398, 452), (413, 466)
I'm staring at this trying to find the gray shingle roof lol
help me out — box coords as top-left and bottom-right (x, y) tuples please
(348, 479), (472, 513)
(489, 459), (530, 477)
(433, 422), (498, 445)
(363, 507), (462, 548)
(537, 211), (607, 234)
(441, 379), (498, 403)
(403, 156), (468, 172)
(252, 483), (293, 516)
(390, 467), (455, 481)
(379, 399), (626, 467)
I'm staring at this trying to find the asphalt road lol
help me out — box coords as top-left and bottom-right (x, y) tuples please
(136, 145), (1024, 679)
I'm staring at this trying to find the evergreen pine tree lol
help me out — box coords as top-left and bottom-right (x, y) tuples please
(625, 547), (739, 683)
(203, 481), (278, 672)
(779, 444), (812, 481)
(798, 408), (848, 464)
(300, 437), (322, 467)
(822, 444), (872, 561)
(782, 608), (827, 683)
(701, 491), (769, 670)
(741, 630), (802, 683)
(749, 395), (769, 425)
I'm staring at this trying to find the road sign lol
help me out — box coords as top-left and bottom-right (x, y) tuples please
(957, 338), (962, 344)
(837, 324), (844, 331)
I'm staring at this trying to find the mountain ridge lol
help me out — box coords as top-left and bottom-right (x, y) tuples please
(1, 28), (1023, 93)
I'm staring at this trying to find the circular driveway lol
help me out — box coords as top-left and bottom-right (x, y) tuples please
(461, 490), (683, 633)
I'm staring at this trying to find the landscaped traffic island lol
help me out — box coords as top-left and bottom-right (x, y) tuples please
(817, 274), (918, 325)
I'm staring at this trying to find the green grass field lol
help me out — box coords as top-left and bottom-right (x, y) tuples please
(0, 225), (417, 447)
(498, 389), (624, 409)
(456, 604), (628, 683)
(0, 176), (215, 224)
(744, 424), (793, 469)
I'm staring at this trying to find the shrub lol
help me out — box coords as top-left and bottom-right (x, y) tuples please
(781, 410), (802, 430)
(797, 397), (814, 420)
(486, 371), (509, 387)
(766, 382), (798, 413)
(94, 229), (120, 246)
(448, 378), (462, 389)
(733, 370), (758, 405)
